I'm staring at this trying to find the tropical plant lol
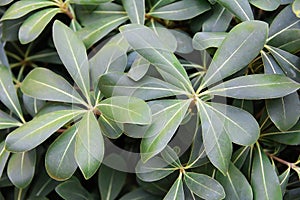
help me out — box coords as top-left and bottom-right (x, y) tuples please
(0, 0), (299, 199)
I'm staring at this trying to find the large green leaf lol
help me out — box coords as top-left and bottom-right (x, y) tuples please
(70, 0), (112, 4)
(75, 111), (104, 179)
(216, 162), (253, 200)
(0, 0), (57, 21)
(249, 0), (280, 11)
(207, 74), (300, 99)
(0, 66), (24, 123)
(141, 100), (190, 162)
(120, 188), (161, 200)
(193, 32), (227, 50)
(216, 0), (253, 21)
(266, 92), (300, 131)
(7, 150), (36, 188)
(77, 15), (128, 48)
(98, 96), (151, 125)
(0, 142), (10, 178)
(120, 24), (193, 92)
(198, 101), (232, 174)
(122, 0), (145, 24)
(0, 110), (22, 130)
(267, 29), (300, 53)
(53, 20), (90, 102)
(5, 109), (84, 152)
(148, 0), (210, 20)
(127, 56), (150, 81)
(150, 0), (177, 10)
(98, 115), (123, 139)
(268, 5), (300, 41)
(99, 73), (187, 100)
(207, 103), (260, 145)
(21, 68), (86, 105)
(19, 8), (61, 44)
(163, 173), (184, 200)
(251, 144), (282, 200)
(45, 126), (78, 181)
(201, 20), (268, 88)
(55, 177), (91, 200)
(261, 51), (284, 74)
(184, 172), (225, 200)
(98, 165), (127, 200)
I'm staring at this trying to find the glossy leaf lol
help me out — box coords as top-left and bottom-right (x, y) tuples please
(98, 165), (127, 200)
(98, 115), (123, 139)
(53, 20), (90, 101)
(140, 100), (190, 162)
(98, 96), (151, 125)
(161, 146), (181, 168)
(0, 142), (10, 178)
(0, 0), (57, 21)
(120, 188), (161, 200)
(99, 73), (187, 100)
(75, 111), (104, 179)
(120, 24), (193, 92)
(5, 109), (84, 152)
(128, 56), (150, 81)
(216, 162), (253, 200)
(0, 110), (22, 130)
(249, 0), (280, 11)
(163, 174), (184, 200)
(201, 20), (268, 87)
(21, 68), (86, 105)
(169, 30), (193, 54)
(251, 144), (282, 200)
(261, 51), (284, 74)
(0, 0), (12, 6)
(70, 0), (112, 4)
(55, 177), (91, 199)
(148, 0), (210, 20)
(193, 32), (227, 50)
(77, 16), (128, 48)
(151, 25), (177, 52)
(7, 150), (36, 188)
(45, 126), (78, 181)
(122, 0), (145, 24)
(207, 74), (300, 100)
(0, 66), (24, 122)
(198, 101), (232, 174)
(216, 0), (254, 21)
(184, 172), (225, 200)
(293, 0), (300, 17)
(19, 8), (61, 44)
(267, 29), (300, 53)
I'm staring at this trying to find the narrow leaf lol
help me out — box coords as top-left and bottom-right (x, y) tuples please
(193, 32), (227, 50)
(293, 0), (300, 17)
(5, 110), (84, 152)
(7, 150), (36, 188)
(0, 110), (22, 130)
(207, 74), (300, 100)
(163, 173), (184, 200)
(122, 0), (145, 24)
(0, 0), (13, 6)
(261, 51), (284, 74)
(19, 8), (61, 44)
(267, 29), (300, 53)
(45, 126), (78, 181)
(0, 142), (10, 178)
(70, 0), (112, 5)
(249, 0), (280, 11)
(216, 0), (254, 21)
(75, 111), (104, 179)
(201, 20), (268, 87)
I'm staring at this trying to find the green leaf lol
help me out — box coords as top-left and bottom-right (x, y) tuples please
(169, 30), (193, 54)
(122, 0), (145, 24)
(198, 101), (232, 174)
(120, 24), (193, 92)
(279, 168), (290, 194)
(22, 94), (45, 117)
(251, 144), (282, 200)
(53, 20), (90, 102)
(55, 177), (91, 200)
(98, 115), (123, 139)
(70, 0), (112, 5)
(150, 0), (177, 10)
(0, 0), (57, 21)
(202, 4), (233, 32)
(151, 26), (177, 52)
(231, 146), (250, 169)
(99, 73), (187, 100)
(5, 109), (84, 152)
(207, 74), (300, 100)
(0, 142), (10, 178)
(267, 29), (300, 53)
(136, 157), (176, 182)
(77, 15), (128, 48)
(98, 165), (127, 200)
(184, 172), (225, 200)
(0, 66), (24, 123)
(98, 96), (151, 125)
(268, 5), (300, 41)
(216, 0), (254, 21)
(266, 92), (300, 131)
(75, 111), (104, 179)
(45, 126), (78, 181)
(163, 173), (184, 200)
(0, 0), (13, 6)
(21, 68), (86, 105)
(261, 51), (284, 74)
(19, 8), (61, 44)
(120, 188), (161, 200)
(293, 0), (300, 17)
(249, 0), (280, 11)
(127, 56), (150, 81)
(193, 32), (227, 50)
(201, 20), (268, 87)
(161, 146), (181, 168)
(141, 100), (190, 162)
(266, 46), (300, 82)
(0, 110), (22, 130)
(148, 0), (210, 20)
(7, 150), (36, 188)
(216, 162), (253, 200)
